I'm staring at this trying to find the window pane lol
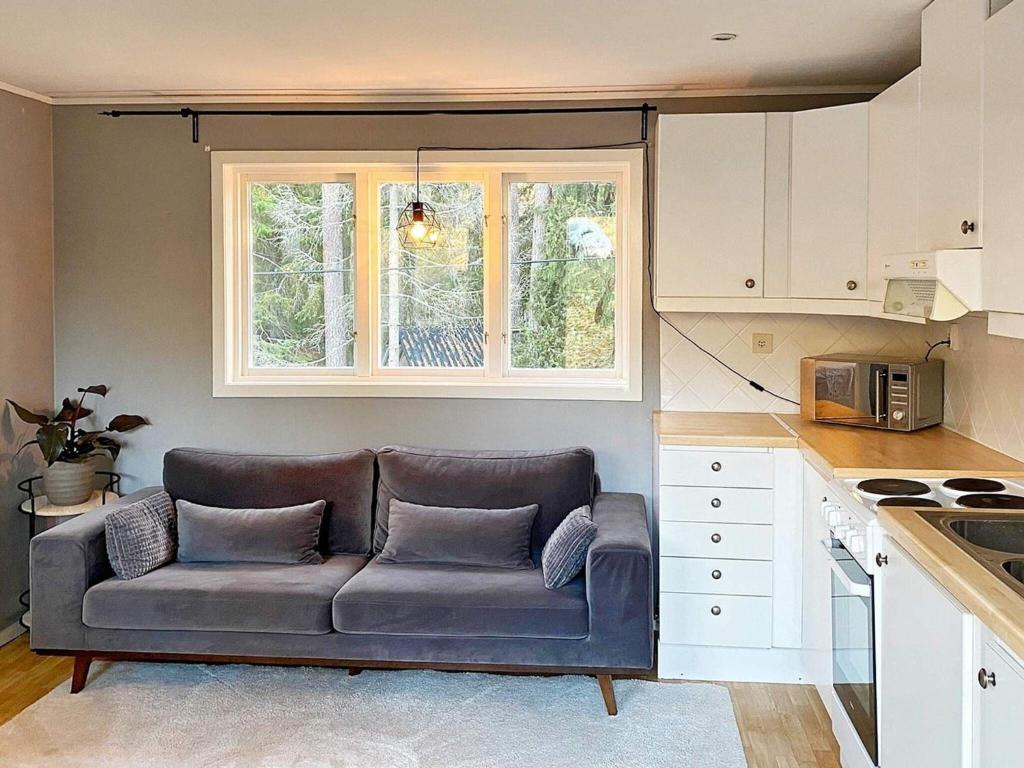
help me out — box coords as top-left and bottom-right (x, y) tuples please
(378, 181), (485, 368)
(249, 182), (355, 368)
(508, 181), (617, 370)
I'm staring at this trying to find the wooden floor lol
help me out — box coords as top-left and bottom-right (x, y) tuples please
(0, 634), (840, 767)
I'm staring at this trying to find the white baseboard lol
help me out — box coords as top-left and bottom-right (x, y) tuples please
(0, 621), (27, 647)
(657, 642), (808, 683)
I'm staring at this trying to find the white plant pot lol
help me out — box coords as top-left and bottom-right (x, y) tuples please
(43, 461), (94, 506)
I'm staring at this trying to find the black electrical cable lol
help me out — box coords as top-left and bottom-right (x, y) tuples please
(925, 337), (951, 361)
(413, 139), (800, 406)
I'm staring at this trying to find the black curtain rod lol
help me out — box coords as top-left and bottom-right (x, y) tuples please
(98, 103), (656, 144)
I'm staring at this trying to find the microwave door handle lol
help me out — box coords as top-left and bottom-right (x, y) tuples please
(821, 540), (872, 598)
(874, 369), (883, 423)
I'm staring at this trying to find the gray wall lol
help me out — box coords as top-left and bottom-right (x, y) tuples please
(52, 94), (868, 503)
(1, 90), (53, 631)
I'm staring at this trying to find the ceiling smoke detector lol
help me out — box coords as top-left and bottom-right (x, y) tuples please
(711, 32), (738, 42)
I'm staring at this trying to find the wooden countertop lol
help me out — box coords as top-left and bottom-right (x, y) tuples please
(880, 506), (1024, 662)
(654, 411), (799, 448)
(776, 413), (1024, 479)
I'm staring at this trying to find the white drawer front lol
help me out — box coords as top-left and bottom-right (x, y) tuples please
(660, 557), (772, 596)
(660, 447), (773, 489)
(660, 521), (773, 560)
(660, 593), (772, 648)
(659, 486), (773, 524)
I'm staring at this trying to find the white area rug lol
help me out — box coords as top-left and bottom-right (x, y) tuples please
(0, 662), (747, 768)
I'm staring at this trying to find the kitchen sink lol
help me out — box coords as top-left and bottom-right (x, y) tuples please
(926, 512), (1024, 600)
(946, 519), (1024, 555)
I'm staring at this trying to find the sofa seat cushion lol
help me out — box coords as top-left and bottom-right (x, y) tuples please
(332, 560), (589, 639)
(83, 555), (367, 635)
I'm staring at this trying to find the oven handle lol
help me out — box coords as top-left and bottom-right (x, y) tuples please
(822, 540), (872, 598)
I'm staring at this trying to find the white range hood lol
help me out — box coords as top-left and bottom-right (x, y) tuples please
(881, 249), (983, 321)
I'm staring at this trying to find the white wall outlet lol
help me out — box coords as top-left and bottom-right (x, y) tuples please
(752, 333), (774, 354)
(949, 323), (962, 352)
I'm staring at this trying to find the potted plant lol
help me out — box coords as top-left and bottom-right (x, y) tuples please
(6, 385), (148, 506)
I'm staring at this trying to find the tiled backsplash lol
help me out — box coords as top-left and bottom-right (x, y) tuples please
(935, 314), (1024, 463)
(660, 313), (934, 413)
(659, 311), (1024, 464)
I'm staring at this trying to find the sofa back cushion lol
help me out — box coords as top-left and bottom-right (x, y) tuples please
(163, 448), (376, 556)
(374, 446), (595, 554)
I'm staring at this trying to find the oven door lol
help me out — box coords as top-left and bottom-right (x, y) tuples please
(814, 361), (889, 428)
(825, 538), (878, 765)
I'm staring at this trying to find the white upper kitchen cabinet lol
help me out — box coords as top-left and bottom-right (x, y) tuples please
(789, 102), (869, 300)
(868, 70), (921, 303)
(918, 0), (987, 250)
(877, 537), (973, 768)
(656, 113), (766, 299)
(982, 0), (1024, 320)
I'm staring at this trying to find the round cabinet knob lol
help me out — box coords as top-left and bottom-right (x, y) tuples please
(711, 533), (722, 543)
(711, 461), (722, 472)
(711, 569), (722, 580)
(710, 497), (722, 508)
(711, 606), (722, 616)
(846, 280), (858, 291)
(891, 409), (906, 423)
(745, 278), (756, 289)
(876, 553), (888, 567)
(962, 220), (976, 235)
(978, 668), (997, 689)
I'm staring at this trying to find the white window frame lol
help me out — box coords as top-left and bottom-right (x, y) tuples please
(212, 150), (643, 400)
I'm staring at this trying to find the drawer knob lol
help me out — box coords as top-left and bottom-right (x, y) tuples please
(846, 280), (858, 291)
(711, 606), (722, 616)
(979, 668), (997, 689)
(745, 278), (756, 289)
(962, 220), (976, 235)
(711, 569), (722, 580)
(710, 497), (722, 508)
(711, 533), (722, 543)
(711, 461), (722, 472)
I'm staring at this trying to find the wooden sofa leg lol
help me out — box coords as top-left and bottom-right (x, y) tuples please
(70, 655), (93, 694)
(348, 667), (362, 676)
(596, 674), (617, 716)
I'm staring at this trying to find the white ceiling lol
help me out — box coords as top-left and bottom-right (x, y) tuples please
(0, 0), (930, 103)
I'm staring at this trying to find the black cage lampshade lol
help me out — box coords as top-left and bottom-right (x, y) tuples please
(397, 199), (441, 247)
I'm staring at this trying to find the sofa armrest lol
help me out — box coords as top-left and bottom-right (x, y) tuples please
(29, 486), (163, 650)
(585, 492), (653, 669)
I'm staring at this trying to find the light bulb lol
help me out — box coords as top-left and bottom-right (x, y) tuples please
(410, 220), (428, 241)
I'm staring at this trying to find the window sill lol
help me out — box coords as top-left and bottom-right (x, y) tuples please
(213, 376), (641, 401)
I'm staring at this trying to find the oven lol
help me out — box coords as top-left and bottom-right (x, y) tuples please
(824, 536), (878, 766)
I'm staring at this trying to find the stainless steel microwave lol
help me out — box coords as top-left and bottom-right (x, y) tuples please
(799, 355), (943, 431)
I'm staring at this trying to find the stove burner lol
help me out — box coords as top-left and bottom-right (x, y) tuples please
(942, 478), (1007, 494)
(876, 497), (943, 508)
(856, 479), (932, 497)
(957, 493), (1024, 510)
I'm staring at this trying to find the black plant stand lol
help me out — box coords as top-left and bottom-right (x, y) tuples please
(16, 471), (121, 630)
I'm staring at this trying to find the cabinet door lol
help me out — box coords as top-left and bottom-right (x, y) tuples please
(877, 537), (971, 768)
(656, 113), (766, 298)
(868, 70), (920, 302)
(918, 0), (986, 249)
(789, 103), (869, 299)
(982, 0), (1024, 315)
(978, 640), (1024, 768)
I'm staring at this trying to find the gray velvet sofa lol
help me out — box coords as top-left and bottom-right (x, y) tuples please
(30, 446), (653, 714)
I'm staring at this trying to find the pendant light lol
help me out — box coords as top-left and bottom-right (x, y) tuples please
(396, 148), (442, 247)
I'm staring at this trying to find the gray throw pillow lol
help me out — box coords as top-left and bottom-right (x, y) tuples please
(105, 491), (177, 580)
(176, 499), (325, 564)
(541, 505), (597, 589)
(378, 499), (538, 569)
